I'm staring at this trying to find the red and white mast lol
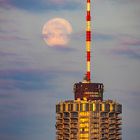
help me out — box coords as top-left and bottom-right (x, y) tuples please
(86, 0), (91, 82)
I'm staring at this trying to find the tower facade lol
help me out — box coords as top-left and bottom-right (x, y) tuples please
(55, 0), (122, 140)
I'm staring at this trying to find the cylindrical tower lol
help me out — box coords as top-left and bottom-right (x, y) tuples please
(55, 0), (122, 139)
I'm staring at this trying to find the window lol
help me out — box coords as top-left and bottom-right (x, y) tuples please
(96, 103), (99, 111)
(80, 103), (83, 111)
(56, 104), (60, 112)
(106, 104), (110, 112)
(117, 104), (122, 113)
(64, 112), (69, 118)
(71, 104), (73, 111)
(71, 112), (78, 118)
(85, 103), (89, 111)
(76, 104), (79, 111)
(68, 104), (71, 111)
(63, 104), (66, 111)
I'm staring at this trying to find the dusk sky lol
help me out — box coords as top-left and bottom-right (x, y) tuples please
(0, 0), (140, 140)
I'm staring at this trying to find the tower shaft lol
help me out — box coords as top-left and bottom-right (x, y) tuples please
(86, 0), (91, 81)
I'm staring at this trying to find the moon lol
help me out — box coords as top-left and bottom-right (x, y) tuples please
(42, 18), (72, 47)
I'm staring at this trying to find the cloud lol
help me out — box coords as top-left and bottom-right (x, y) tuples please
(110, 35), (140, 59)
(112, 46), (140, 59)
(94, 32), (115, 41)
(0, 0), (10, 7)
(121, 37), (140, 46)
(0, 89), (56, 140)
(0, 67), (81, 91)
(6, 0), (81, 12)
(0, 69), (54, 91)
(0, 51), (16, 57)
(0, 35), (28, 41)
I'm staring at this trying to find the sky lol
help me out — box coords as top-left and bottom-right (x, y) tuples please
(0, 0), (140, 140)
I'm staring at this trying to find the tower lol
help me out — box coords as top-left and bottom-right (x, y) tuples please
(55, 0), (122, 140)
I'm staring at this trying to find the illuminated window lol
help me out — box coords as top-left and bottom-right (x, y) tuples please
(80, 118), (89, 123)
(80, 123), (89, 127)
(80, 112), (89, 116)
(80, 133), (89, 138)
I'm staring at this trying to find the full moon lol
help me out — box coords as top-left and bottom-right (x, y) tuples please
(42, 18), (72, 47)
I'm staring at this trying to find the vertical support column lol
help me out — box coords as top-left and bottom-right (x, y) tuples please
(86, 0), (91, 81)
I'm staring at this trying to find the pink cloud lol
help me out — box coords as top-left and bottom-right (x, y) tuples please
(120, 36), (140, 46)
(0, 0), (12, 8)
(0, 35), (28, 41)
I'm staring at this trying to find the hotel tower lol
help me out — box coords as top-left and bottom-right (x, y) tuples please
(55, 0), (122, 140)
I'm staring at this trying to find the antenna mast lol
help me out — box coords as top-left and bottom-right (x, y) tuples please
(86, 0), (91, 82)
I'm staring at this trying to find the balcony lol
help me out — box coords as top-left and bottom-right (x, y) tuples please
(63, 136), (69, 140)
(116, 132), (122, 136)
(116, 127), (121, 130)
(56, 120), (63, 125)
(116, 122), (122, 125)
(109, 138), (115, 140)
(56, 131), (63, 135)
(71, 112), (78, 118)
(71, 124), (78, 128)
(100, 116), (108, 119)
(109, 131), (115, 135)
(109, 125), (116, 130)
(70, 133), (77, 137)
(64, 118), (70, 124)
(100, 124), (108, 128)
(64, 113), (70, 118)
(101, 120), (108, 124)
(109, 120), (116, 124)
(116, 136), (122, 140)
(56, 125), (63, 130)
(64, 124), (69, 129)
(71, 128), (78, 134)
(71, 118), (78, 123)
(101, 136), (108, 140)
(108, 134), (116, 140)
(92, 116), (99, 119)
(90, 134), (99, 139)
(56, 116), (63, 120)
(92, 132), (98, 134)
(101, 129), (108, 134)
(56, 135), (63, 140)
(116, 116), (122, 120)
(92, 126), (99, 129)
(64, 129), (70, 134)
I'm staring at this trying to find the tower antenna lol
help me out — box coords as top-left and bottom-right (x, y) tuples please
(86, 0), (91, 82)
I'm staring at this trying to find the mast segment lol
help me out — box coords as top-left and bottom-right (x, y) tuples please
(86, 0), (91, 82)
